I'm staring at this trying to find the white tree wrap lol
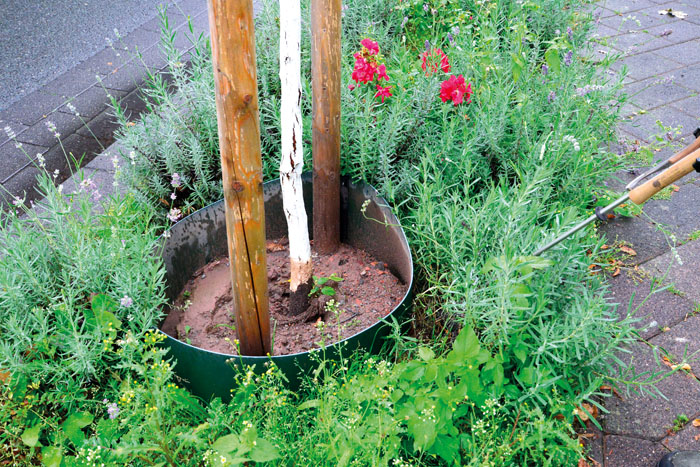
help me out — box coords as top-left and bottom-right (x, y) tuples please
(280, 0), (312, 291)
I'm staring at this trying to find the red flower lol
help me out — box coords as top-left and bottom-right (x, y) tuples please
(361, 38), (379, 55)
(421, 48), (450, 76)
(440, 75), (472, 106)
(374, 84), (393, 102)
(351, 55), (377, 84)
(376, 64), (390, 82)
(348, 83), (356, 90)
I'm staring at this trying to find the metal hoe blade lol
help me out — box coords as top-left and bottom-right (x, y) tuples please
(533, 193), (631, 256)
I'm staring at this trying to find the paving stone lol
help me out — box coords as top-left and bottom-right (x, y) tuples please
(58, 86), (125, 121)
(672, 95), (700, 117)
(0, 87), (71, 126)
(641, 183), (700, 240)
(601, 0), (658, 15)
(15, 112), (83, 148)
(605, 273), (695, 339)
(75, 110), (121, 148)
(595, 23), (624, 39)
(624, 77), (691, 110)
(0, 120), (28, 146)
(650, 314), (700, 364)
(604, 435), (669, 467)
(656, 39), (700, 67)
(603, 342), (700, 439)
(117, 89), (155, 121)
(75, 46), (135, 77)
(99, 62), (150, 93)
(599, 215), (672, 264)
(84, 143), (125, 173)
(669, 63), (700, 92)
(635, 4), (698, 30)
(662, 421), (700, 451)
(618, 51), (685, 81)
(646, 21), (700, 43)
(582, 421), (605, 466)
(610, 31), (674, 55)
(644, 240), (700, 302)
(0, 141), (48, 184)
(141, 8), (189, 34)
(620, 104), (698, 141)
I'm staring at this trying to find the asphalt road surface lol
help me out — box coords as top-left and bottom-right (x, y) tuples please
(0, 0), (169, 111)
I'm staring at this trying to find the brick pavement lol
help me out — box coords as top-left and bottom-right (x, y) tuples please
(587, 0), (700, 465)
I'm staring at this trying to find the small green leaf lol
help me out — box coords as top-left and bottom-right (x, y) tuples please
(418, 346), (435, 361)
(91, 294), (118, 313)
(212, 433), (243, 454)
(21, 425), (41, 447)
(249, 438), (280, 463)
(41, 446), (62, 467)
(320, 286), (335, 296)
(297, 399), (321, 411)
(545, 47), (561, 73)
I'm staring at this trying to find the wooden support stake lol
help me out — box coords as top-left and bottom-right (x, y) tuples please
(207, 0), (270, 356)
(311, 0), (342, 254)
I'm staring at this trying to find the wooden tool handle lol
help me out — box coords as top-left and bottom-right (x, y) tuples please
(629, 149), (700, 204)
(669, 134), (700, 164)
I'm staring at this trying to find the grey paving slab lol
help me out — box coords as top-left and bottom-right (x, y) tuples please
(99, 63), (151, 93)
(14, 112), (83, 148)
(601, 0), (659, 15)
(0, 120), (27, 146)
(141, 8), (189, 34)
(0, 0), (172, 110)
(599, 215), (672, 264)
(636, 3), (700, 29)
(662, 421), (700, 451)
(76, 111), (121, 148)
(58, 86), (126, 121)
(117, 89), (155, 121)
(624, 77), (692, 110)
(605, 273), (696, 339)
(604, 435), (669, 466)
(620, 104), (698, 141)
(644, 239), (700, 302)
(650, 314), (700, 365)
(668, 63), (700, 92)
(610, 31), (675, 55)
(0, 88), (72, 126)
(646, 20), (700, 43)
(618, 50), (685, 81)
(0, 141), (48, 184)
(603, 342), (700, 439)
(672, 95), (700, 118)
(641, 182), (700, 239)
(655, 39), (700, 67)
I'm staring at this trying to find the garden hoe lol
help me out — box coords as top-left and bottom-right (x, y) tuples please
(534, 128), (700, 256)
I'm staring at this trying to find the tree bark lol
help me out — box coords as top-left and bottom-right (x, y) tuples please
(207, 0), (271, 356)
(311, 0), (342, 255)
(280, 0), (313, 315)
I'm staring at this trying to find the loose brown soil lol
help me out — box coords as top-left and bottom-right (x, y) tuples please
(161, 238), (408, 355)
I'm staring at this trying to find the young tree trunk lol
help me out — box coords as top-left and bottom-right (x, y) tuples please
(311, 0), (342, 255)
(280, 0), (313, 315)
(207, 0), (270, 355)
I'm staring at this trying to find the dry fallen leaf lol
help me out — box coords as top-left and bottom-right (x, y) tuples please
(578, 458), (591, 467)
(659, 8), (688, 19)
(672, 363), (692, 372)
(619, 245), (637, 256)
(601, 244), (610, 250)
(575, 403), (599, 422)
(612, 267), (621, 277)
(692, 418), (700, 427)
(695, 433), (700, 441)
(672, 184), (680, 192)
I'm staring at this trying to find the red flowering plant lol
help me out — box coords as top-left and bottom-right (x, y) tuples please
(439, 74), (472, 106)
(419, 45), (473, 107)
(420, 47), (450, 76)
(348, 38), (393, 103)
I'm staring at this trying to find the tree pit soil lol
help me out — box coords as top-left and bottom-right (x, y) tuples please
(161, 238), (408, 355)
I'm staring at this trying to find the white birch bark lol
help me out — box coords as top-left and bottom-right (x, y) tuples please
(280, 0), (312, 292)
